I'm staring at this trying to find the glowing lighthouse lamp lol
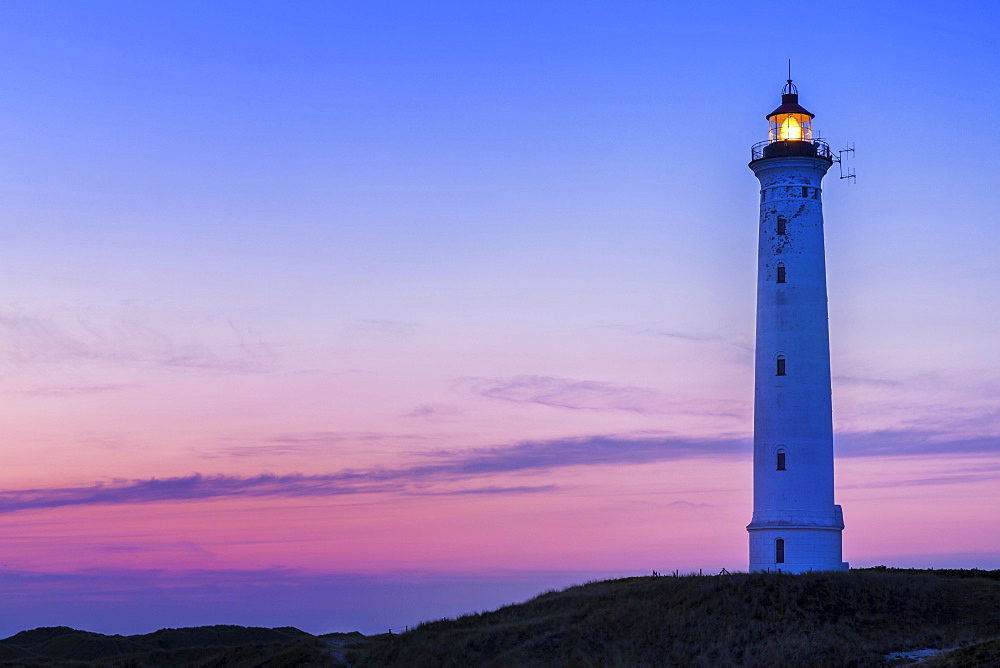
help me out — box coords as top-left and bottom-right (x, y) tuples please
(770, 101), (810, 142)
(746, 78), (848, 573)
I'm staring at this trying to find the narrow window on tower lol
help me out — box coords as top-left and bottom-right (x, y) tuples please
(776, 356), (786, 376)
(777, 451), (786, 471)
(775, 539), (785, 564)
(801, 186), (809, 198)
(777, 217), (786, 235)
(777, 263), (786, 283)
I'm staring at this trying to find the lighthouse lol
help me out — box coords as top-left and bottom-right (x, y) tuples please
(746, 79), (848, 573)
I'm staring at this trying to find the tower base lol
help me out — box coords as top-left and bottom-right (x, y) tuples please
(748, 526), (848, 573)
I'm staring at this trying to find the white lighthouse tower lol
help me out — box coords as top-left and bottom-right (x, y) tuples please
(746, 79), (848, 573)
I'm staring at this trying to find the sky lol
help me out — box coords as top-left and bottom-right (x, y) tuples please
(0, 0), (997, 636)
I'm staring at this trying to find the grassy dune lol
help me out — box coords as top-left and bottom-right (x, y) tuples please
(3, 569), (998, 666)
(352, 569), (1000, 667)
(0, 625), (355, 666)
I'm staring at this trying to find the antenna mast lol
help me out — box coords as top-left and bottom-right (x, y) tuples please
(836, 143), (856, 182)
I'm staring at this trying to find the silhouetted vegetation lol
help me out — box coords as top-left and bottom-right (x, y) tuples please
(0, 625), (361, 667)
(352, 569), (1000, 667)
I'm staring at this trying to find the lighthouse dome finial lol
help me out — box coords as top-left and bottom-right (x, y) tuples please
(783, 59), (797, 96)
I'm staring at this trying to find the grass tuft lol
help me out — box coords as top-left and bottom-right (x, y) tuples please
(352, 569), (1000, 667)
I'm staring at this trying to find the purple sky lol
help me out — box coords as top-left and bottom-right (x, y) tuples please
(0, 0), (997, 636)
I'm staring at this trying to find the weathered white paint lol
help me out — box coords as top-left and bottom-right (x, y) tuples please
(747, 152), (848, 573)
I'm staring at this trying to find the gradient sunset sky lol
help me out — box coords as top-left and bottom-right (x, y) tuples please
(0, 1), (997, 636)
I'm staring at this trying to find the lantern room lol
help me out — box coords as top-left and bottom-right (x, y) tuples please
(767, 80), (814, 143)
(752, 79), (832, 162)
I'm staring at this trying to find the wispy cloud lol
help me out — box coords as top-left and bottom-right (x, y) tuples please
(0, 473), (400, 514)
(204, 431), (433, 458)
(617, 322), (753, 354)
(409, 485), (558, 496)
(0, 306), (274, 373)
(423, 435), (746, 474)
(0, 434), (747, 515)
(836, 430), (1000, 458)
(404, 403), (461, 419)
(632, 328), (716, 342)
(841, 462), (1000, 489)
(5, 428), (995, 516)
(666, 500), (714, 509)
(461, 375), (664, 414)
(3, 384), (143, 397)
(460, 374), (747, 421)
(90, 541), (215, 557)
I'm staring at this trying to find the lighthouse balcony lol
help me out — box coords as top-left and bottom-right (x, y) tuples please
(751, 138), (833, 162)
